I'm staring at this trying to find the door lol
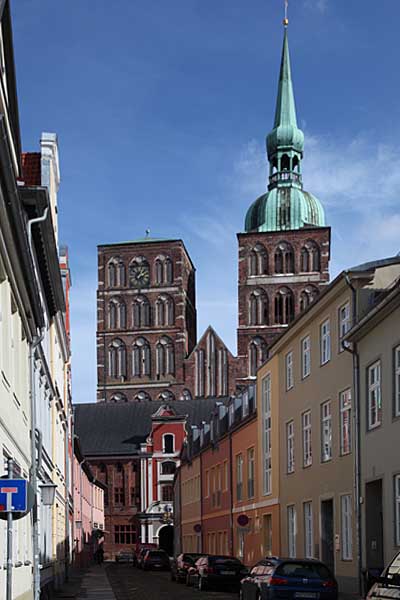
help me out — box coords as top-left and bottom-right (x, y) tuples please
(321, 499), (334, 572)
(365, 480), (384, 572)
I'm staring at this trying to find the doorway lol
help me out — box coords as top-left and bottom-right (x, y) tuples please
(365, 480), (384, 572)
(158, 525), (174, 556)
(321, 499), (334, 572)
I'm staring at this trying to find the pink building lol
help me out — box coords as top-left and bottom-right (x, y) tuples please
(73, 439), (106, 567)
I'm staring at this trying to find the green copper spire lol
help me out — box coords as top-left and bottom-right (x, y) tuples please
(244, 24), (326, 233)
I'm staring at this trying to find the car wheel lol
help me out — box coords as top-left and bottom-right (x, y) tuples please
(198, 576), (207, 591)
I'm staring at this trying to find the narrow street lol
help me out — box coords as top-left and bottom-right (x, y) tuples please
(105, 564), (238, 600)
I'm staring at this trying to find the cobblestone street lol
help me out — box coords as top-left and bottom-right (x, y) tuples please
(105, 564), (238, 600)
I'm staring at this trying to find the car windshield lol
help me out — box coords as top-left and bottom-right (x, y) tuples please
(387, 553), (400, 576)
(275, 562), (332, 580)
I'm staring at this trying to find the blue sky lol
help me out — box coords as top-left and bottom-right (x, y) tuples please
(12, 0), (400, 403)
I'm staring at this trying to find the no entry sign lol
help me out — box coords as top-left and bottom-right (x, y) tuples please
(237, 514), (249, 527)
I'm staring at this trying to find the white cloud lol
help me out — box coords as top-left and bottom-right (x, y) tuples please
(304, 0), (329, 14)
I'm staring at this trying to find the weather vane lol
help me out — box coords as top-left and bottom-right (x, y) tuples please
(145, 228), (150, 237)
(284, 0), (289, 27)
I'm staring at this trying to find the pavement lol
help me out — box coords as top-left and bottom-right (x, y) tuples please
(53, 564), (116, 600)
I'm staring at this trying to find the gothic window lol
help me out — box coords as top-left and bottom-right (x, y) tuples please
(134, 391), (151, 402)
(165, 258), (173, 284)
(119, 300), (126, 328)
(108, 339), (126, 378)
(110, 393), (127, 403)
(281, 153), (290, 171)
(156, 294), (174, 327)
(300, 286), (319, 312)
(182, 389), (192, 401)
(118, 262), (126, 287)
(248, 244), (268, 276)
(156, 336), (175, 377)
(300, 241), (320, 273)
(274, 287), (295, 325)
(154, 255), (174, 285)
(155, 259), (163, 284)
(275, 242), (294, 274)
(108, 262), (116, 287)
(206, 331), (216, 397)
(108, 258), (126, 287)
(132, 337), (151, 377)
(159, 390), (175, 403)
(109, 301), (117, 329)
(109, 298), (126, 329)
(195, 349), (205, 397)
(132, 296), (150, 328)
(249, 337), (267, 377)
(217, 348), (228, 397)
(248, 289), (269, 326)
(293, 156), (300, 173)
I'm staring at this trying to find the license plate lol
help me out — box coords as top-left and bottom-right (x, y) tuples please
(154, 564), (162, 567)
(220, 570), (235, 575)
(294, 593), (319, 599)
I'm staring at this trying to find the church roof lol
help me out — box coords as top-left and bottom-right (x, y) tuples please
(74, 398), (228, 457)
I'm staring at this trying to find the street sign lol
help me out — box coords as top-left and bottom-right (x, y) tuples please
(193, 523), (202, 534)
(237, 514), (249, 527)
(0, 479), (27, 512)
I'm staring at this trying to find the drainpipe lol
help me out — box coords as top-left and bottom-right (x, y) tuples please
(229, 432), (234, 557)
(64, 415), (70, 582)
(343, 273), (363, 597)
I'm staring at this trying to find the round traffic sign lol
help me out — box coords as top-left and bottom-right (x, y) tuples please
(193, 523), (202, 533)
(237, 514), (249, 527)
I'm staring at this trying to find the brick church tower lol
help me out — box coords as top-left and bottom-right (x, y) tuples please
(96, 238), (196, 402)
(237, 24), (330, 387)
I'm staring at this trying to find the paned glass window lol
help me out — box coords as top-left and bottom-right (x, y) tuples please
(321, 401), (332, 462)
(236, 454), (243, 501)
(247, 448), (255, 499)
(263, 374), (272, 495)
(302, 410), (312, 467)
(304, 502), (313, 558)
(341, 495), (353, 560)
(340, 389), (352, 455)
(339, 302), (351, 350)
(320, 319), (331, 365)
(114, 487), (124, 505)
(368, 361), (382, 430)
(302, 336), (311, 379)
(286, 351), (294, 390)
(287, 421), (295, 473)
(115, 524), (136, 545)
(287, 505), (296, 558)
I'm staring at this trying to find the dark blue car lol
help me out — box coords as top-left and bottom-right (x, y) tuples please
(240, 558), (338, 600)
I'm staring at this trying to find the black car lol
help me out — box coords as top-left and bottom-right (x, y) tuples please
(367, 551), (400, 599)
(171, 553), (203, 583)
(142, 549), (171, 571)
(240, 558), (338, 600)
(193, 555), (248, 591)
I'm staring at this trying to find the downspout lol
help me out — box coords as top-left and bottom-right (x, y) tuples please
(199, 451), (203, 553)
(64, 415), (70, 582)
(344, 273), (363, 597)
(229, 431), (234, 557)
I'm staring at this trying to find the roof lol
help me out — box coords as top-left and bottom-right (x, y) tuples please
(346, 256), (400, 273)
(74, 398), (228, 457)
(185, 325), (235, 361)
(98, 238), (179, 247)
(21, 152), (41, 186)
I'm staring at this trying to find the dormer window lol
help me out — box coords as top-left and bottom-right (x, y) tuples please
(163, 434), (174, 454)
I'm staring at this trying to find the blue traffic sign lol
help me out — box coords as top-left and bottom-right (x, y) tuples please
(0, 479), (27, 512)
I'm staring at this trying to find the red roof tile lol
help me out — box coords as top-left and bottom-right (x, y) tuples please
(21, 152), (41, 186)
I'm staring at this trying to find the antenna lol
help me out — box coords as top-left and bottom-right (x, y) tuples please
(284, 0), (289, 27)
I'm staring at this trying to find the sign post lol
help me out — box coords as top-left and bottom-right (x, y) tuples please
(6, 458), (14, 600)
(237, 515), (250, 564)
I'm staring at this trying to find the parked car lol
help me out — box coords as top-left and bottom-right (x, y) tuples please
(171, 553), (203, 583)
(142, 549), (171, 571)
(240, 558), (338, 600)
(115, 550), (134, 563)
(193, 555), (248, 591)
(134, 543), (157, 567)
(367, 551), (400, 599)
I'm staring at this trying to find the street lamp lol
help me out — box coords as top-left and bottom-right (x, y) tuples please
(39, 482), (57, 506)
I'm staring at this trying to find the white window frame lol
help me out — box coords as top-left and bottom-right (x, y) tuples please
(368, 361), (382, 430)
(162, 433), (175, 454)
(395, 346), (400, 418)
(286, 351), (294, 391)
(236, 454), (243, 501)
(321, 401), (332, 462)
(339, 302), (351, 351)
(302, 410), (312, 467)
(301, 336), (311, 379)
(287, 505), (296, 558)
(304, 501), (313, 558)
(287, 421), (294, 474)
(341, 494), (353, 560)
(395, 475), (400, 547)
(263, 374), (272, 495)
(340, 389), (352, 455)
(320, 319), (331, 365)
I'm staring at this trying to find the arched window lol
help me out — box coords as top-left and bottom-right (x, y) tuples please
(163, 434), (175, 453)
(108, 262), (116, 287)
(108, 339), (126, 378)
(118, 261), (126, 287)
(300, 286), (319, 312)
(217, 348), (228, 397)
(249, 250), (257, 276)
(156, 337), (175, 377)
(248, 289), (269, 325)
(195, 349), (205, 397)
(161, 461), (176, 475)
(274, 287), (295, 325)
(119, 300), (126, 328)
(109, 298), (126, 329)
(155, 259), (163, 284)
(110, 393), (127, 403)
(132, 296), (150, 328)
(275, 242), (294, 274)
(158, 390), (175, 403)
(156, 295), (174, 327)
(249, 337), (267, 377)
(132, 337), (151, 377)
(108, 258), (125, 287)
(293, 156), (300, 172)
(182, 389), (192, 401)
(165, 258), (173, 284)
(109, 300), (117, 329)
(281, 153), (290, 171)
(134, 391), (151, 402)
(300, 241), (320, 273)
(248, 244), (268, 276)
(206, 331), (216, 397)
(161, 485), (174, 501)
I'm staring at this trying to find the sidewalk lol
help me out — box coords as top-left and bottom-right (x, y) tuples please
(53, 565), (116, 600)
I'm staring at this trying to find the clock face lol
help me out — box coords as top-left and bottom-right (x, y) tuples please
(129, 265), (150, 288)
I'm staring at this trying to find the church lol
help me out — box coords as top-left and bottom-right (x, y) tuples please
(75, 20), (332, 557)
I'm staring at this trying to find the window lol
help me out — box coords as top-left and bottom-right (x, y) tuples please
(304, 502), (313, 558)
(263, 514), (272, 557)
(321, 401), (332, 462)
(395, 475), (400, 546)
(156, 294), (174, 327)
(161, 461), (176, 475)
(249, 289), (269, 326)
(236, 454), (243, 501)
(263, 374), (272, 495)
(320, 319), (331, 365)
(395, 346), (400, 418)
(223, 461), (228, 491)
(132, 337), (151, 377)
(161, 485), (174, 502)
(302, 411), (312, 467)
(132, 296), (150, 328)
(218, 348), (228, 397)
(249, 337), (267, 377)
(247, 448), (255, 499)
(301, 336), (311, 379)
(275, 242), (294, 274)
(368, 361), (382, 430)
(300, 241), (320, 273)
(286, 351), (294, 390)
(248, 244), (268, 276)
(195, 349), (205, 397)
(108, 261), (116, 287)
(156, 337), (175, 377)
(206, 332), (216, 397)
(114, 487), (124, 505)
(340, 389), (352, 455)
(339, 303), (351, 350)
(341, 495), (353, 559)
(205, 470), (210, 497)
(274, 287), (294, 325)
(115, 524), (136, 545)
(163, 434), (174, 454)
(300, 286), (319, 312)
(287, 505), (296, 558)
(287, 421), (295, 473)
(108, 339), (126, 378)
